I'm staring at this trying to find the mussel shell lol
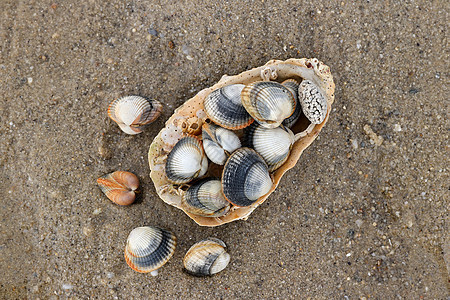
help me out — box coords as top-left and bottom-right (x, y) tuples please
(181, 178), (230, 217)
(183, 238), (230, 276)
(204, 84), (254, 130)
(97, 171), (139, 205)
(298, 80), (327, 124)
(124, 226), (176, 273)
(244, 123), (295, 172)
(165, 136), (208, 184)
(281, 79), (302, 128)
(222, 147), (273, 207)
(241, 81), (296, 129)
(108, 96), (163, 135)
(202, 123), (241, 165)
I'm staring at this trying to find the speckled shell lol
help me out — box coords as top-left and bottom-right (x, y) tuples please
(124, 226), (176, 274)
(204, 84), (254, 130)
(298, 80), (327, 124)
(244, 123), (295, 172)
(97, 171), (139, 205)
(165, 136), (208, 184)
(241, 81), (296, 129)
(202, 123), (241, 165)
(181, 178), (230, 217)
(183, 238), (230, 276)
(281, 79), (302, 128)
(149, 58), (335, 226)
(108, 96), (163, 135)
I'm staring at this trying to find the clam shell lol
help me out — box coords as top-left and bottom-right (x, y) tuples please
(97, 171), (139, 205)
(222, 147), (273, 207)
(108, 95), (163, 135)
(183, 238), (230, 276)
(165, 136), (208, 184)
(241, 81), (296, 129)
(244, 123), (295, 172)
(204, 84), (253, 130)
(149, 58), (335, 226)
(281, 79), (303, 128)
(181, 178), (230, 217)
(124, 226), (176, 274)
(202, 123), (241, 165)
(298, 80), (327, 124)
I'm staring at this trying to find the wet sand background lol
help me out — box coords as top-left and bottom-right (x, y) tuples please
(0, 1), (448, 299)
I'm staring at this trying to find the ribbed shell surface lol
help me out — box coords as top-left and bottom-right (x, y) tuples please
(183, 238), (230, 276)
(97, 171), (139, 205)
(298, 80), (327, 124)
(241, 81), (296, 129)
(165, 136), (208, 184)
(204, 84), (253, 130)
(281, 79), (302, 128)
(202, 123), (241, 165)
(124, 226), (176, 273)
(222, 147), (273, 207)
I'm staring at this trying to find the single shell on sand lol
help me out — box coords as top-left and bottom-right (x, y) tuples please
(183, 238), (230, 276)
(97, 171), (139, 205)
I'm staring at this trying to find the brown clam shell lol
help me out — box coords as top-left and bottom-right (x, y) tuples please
(148, 58), (335, 227)
(97, 171), (139, 205)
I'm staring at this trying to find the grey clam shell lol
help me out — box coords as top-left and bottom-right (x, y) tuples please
(181, 178), (231, 217)
(202, 123), (241, 165)
(165, 136), (208, 184)
(124, 226), (176, 274)
(281, 79), (303, 128)
(298, 80), (327, 124)
(183, 238), (230, 276)
(222, 147), (273, 207)
(204, 84), (254, 130)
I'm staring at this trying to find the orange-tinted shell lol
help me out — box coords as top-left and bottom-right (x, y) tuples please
(97, 171), (139, 205)
(148, 58), (335, 227)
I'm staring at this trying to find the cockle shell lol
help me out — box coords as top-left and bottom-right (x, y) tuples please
(149, 58), (335, 226)
(281, 79), (302, 128)
(108, 95), (163, 135)
(298, 80), (327, 124)
(124, 226), (176, 275)
(183, 238), (230, 276)
(97, 171), (139, 205)
(202, 123), (241, 165)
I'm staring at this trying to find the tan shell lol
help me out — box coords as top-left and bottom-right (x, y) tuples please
(148, 58), (335, 227)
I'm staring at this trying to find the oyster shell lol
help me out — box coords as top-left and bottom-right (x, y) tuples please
(148, 58), (335, 227)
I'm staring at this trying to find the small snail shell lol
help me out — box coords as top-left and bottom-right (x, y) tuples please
(222, 147), (273, 207)
(241, 81), (296, 129)
(281, 79), (302, 128)
(124, 226), (176, 275)
(202, 123), (241, 165)
(97, 171), (139, 205)
(204, 84), (254, 130)
(165, 136), (208, 184)
(183, 238), (230, 276)
(298, 80), (327, 124)
(108, 95), (163, 135)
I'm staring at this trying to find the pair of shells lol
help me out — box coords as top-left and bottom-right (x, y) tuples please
(97, 171), (139, 205)
(108, 95), (163, 135)
(125, 227), (229, 276)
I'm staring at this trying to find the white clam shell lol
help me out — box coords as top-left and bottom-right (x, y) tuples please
(183, 238), (230, 276)
(202, 123), (241, 165)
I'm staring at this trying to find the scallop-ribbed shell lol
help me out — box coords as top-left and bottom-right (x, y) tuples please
(244, 123), (295, 172)
(165, 136), (208, 184)
(181, 178), (230, 217)
(108, 95), (163, 135)
(183, 238), (230, 276)
(281, 79), (302, 128)
(298, 80), (327, 124)
(222, 147), (273, 207)
(124, 226), (176, 274)
(204, 84), (253, 130)
(97, 171), (139, 205)
(241, 81), (296, 129)
(202, 123), (241, 165)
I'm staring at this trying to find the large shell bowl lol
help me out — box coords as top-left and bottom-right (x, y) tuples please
(148, 58), (335, 227)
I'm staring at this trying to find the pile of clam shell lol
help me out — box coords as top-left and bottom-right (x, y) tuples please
(149, 58), (334, 227)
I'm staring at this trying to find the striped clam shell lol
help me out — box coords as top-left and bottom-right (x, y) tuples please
(281, 79), (302, 128)
(222, 147), (273, 207)
(165, 136), (208, 184)
(241, 81), (296, 129)
(298, 80), (327, 124)
(244, 123), (295, 172)
(181, 178), (230, 217)
(124, 226), (176, 275)
(204, 84), (254, 130)
(183, 238), (230, 276)
(202, 123), (241, 165)
(97, 171), (139, 205)
(108, 95), (163, 135)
